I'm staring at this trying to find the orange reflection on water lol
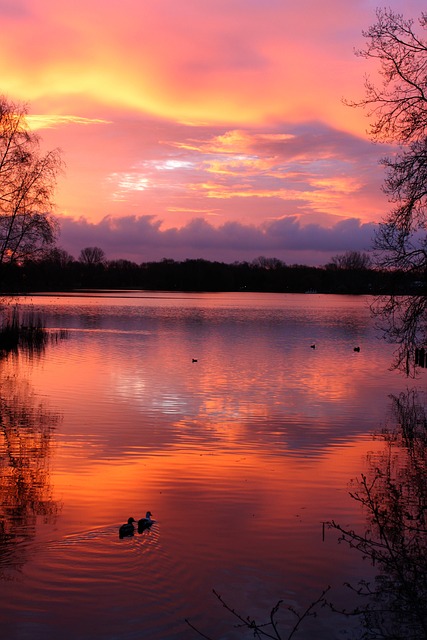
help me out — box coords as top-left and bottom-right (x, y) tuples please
(51, 435), (383, 534)
(2, 294), (405, 640)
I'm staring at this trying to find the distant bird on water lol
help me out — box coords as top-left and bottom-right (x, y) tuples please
(310, 344), (316, 349)
(354, 346), (360, 352)
(192, 358), (198, 363)
(119, 517), (135, 539)
(138, 511), (155, 533)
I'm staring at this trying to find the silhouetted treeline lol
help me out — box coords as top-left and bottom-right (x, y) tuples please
(0, 254), (423, 295)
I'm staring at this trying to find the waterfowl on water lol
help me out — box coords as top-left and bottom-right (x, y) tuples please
(138, 511), (154, 532)
(310, 344), (316, 349)
(119, 517), (135, 538)
(354, 346), (360, 352)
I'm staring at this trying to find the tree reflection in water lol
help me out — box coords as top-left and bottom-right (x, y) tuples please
(330, 389), (427, 639)
(0, 352), (61, 578)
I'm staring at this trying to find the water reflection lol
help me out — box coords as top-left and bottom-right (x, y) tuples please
(330, 389), (427, 639)
(0, 354), (61, 578)
(196, 389), (427, 639)
(0, 293), (423, 640)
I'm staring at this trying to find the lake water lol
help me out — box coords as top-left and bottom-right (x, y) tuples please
(0, 292), (423, 639)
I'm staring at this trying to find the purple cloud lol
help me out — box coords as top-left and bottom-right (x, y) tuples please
(58, 213), (376, 266)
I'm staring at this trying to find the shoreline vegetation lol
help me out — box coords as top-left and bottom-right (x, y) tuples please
(0, 305), (67, 357)
(0, 255), (423, 296)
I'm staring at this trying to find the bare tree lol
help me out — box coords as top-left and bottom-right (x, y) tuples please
(351, 9), (427, 373)
(186, 587), (330, 640)
(252, 256), (286, 270)
(0, 97), (63, 264)
(329, 251), (372, 270)
(46, 247), (75, 267)
(79, 246), (106, 265)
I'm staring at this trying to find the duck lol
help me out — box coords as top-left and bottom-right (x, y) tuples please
(354, 346), (360, 352)
(138, 511), (154, 532)
(119, 517), (135, 538)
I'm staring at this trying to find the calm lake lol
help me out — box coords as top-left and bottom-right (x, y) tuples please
(0, 292), (423, 639)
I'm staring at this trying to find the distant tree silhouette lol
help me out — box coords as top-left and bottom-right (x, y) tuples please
(79, 246), (106, 265)
(0, 251), (413, 295)
(252, 256), (286, 270)
(328, 251), (372, 270)
(46, 247), (74, 267)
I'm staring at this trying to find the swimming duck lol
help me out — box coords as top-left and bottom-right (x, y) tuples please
(138, 511), (154, 532)
(119, 517), (135, 538)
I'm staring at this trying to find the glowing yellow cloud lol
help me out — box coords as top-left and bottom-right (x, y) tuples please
(172, 130), (295, 155)
(188, 182), (308, 200)
(0, 2), (369, 134)
(204, 157), (273, 176)
(26, 115), (111, 130)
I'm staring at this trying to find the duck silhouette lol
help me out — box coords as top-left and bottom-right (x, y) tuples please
(119, 517), (135, 539)
(138, 511), (154, 533)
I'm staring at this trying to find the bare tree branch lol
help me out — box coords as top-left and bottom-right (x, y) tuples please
(0, 96), (63, 265)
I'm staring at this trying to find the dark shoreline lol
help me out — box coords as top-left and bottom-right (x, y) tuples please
(0, 256), (422, 296)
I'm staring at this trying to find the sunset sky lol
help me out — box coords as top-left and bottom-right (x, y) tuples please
(1, 0), (425, 265)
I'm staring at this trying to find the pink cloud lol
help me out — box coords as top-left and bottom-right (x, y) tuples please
(39, 113), (387, 226)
